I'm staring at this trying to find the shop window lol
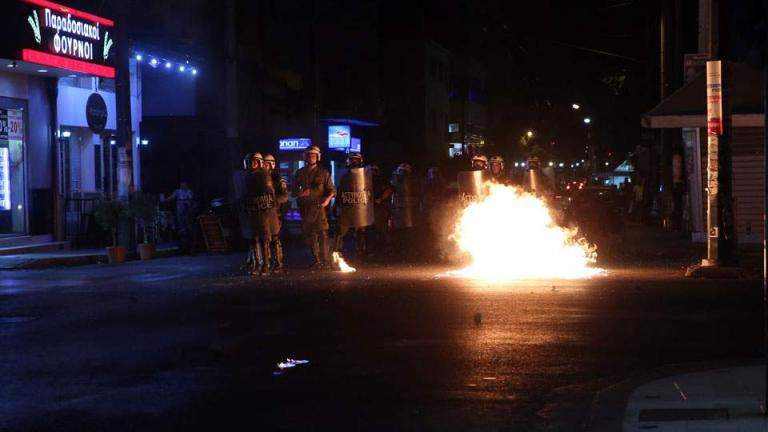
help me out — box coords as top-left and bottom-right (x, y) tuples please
(0, 102), (26, 235)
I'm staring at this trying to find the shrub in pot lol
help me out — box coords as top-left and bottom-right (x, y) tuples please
(94, 199), (128, 264)
(129, 193), (159, 260)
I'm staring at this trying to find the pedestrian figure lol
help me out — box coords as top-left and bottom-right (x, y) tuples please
(164, 181), (195, 254)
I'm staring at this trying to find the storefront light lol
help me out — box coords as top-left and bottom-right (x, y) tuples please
(135, 54), (143, 61)
(141, 139), (149, 146)
(61, 130), (71, 138)
(178, 65), (185, 72)
(149, 58), (158, 67)
(165, 61), (172, 69)
(109, 139), (116, 145)
(191, 68), (197, 75)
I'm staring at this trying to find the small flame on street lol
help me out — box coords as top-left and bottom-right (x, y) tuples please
(449, 183), (604, 280)
(332, 252), (357, 272)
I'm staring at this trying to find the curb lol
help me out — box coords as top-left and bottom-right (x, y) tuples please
(0, 247), (180, 270)
(587, 360), (756, 432)
(685, 264), (750, 279)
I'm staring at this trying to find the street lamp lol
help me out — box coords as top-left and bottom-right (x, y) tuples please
(572, 103), (580, 110)
(526, 130), (534, 138)
(583, 117), (591, 124)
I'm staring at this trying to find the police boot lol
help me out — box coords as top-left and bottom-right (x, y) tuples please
(272, 237), (285, 273)
(355, 229), (366, 258)
(252, 243), (263, 277)
(259, 240), (271, 276)
(319, 233), (331, 269)
(309, 235), (323, 269)
(241, 248), (254, 274)
(334, 230), (345, 255)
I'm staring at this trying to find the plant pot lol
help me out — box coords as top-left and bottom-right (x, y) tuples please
(106, 246), (127, 264)
(137, 243), (156, 260)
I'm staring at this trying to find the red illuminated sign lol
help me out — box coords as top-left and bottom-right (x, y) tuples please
(22, 49), (115, 78)
(1, 0), (117, 78)
(22, 0), (114, 26)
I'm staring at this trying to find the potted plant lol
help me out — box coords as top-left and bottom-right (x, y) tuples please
(129, 193), (159, 260)
(94, 199), (128, 264)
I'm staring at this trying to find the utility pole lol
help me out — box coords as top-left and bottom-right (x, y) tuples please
(703, 0), (736, 266)
(114, 2), (134, 248)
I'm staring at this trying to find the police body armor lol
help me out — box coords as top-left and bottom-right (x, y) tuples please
(457, 170), (488, 206)
(338, 167), (374, 228)
(391, 173), (418, 229)
(247, 171), (277, 237)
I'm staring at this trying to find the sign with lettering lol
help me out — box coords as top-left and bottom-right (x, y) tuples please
(86, 93), (107, 132)
(0, 0), (116, 78)
(278, 138), (311, 151)
(328, 125), (351, 149)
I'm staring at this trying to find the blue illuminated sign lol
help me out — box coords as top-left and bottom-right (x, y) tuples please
(350, 137), (361, 152)
(279, 137), (311, 151)
(328, 125), (351, 149)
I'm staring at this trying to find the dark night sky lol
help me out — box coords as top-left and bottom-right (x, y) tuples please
(68, 0), (687, 162)
(379, 0), (666, 160)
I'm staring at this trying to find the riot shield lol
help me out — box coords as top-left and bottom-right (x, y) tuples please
(391, 173), (418, 228)
(525, 169), (552, 197)
(338, 167), (374, 228)
(457, 170), (487, 206)
(248, 171), (276, 211)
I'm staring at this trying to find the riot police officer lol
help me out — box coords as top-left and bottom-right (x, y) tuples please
(246, 152), (278, 276)
(292, 146), (336, 269)
(489, 155), (510, 185)
(368, 163), (393, 256)
(234, 152), (259, 274)
(390, 163), (420, 258)
(263, 154), (289, 273)
(334, 152), (373, 262)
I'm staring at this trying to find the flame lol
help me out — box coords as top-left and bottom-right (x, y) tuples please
(449, 183), (604, 280)
(332, 252), (357, 273)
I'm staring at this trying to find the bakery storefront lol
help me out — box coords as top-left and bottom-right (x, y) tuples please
(0, 0), (118, 242)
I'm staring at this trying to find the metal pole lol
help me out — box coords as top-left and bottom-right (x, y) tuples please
(763, 32), (768, 418)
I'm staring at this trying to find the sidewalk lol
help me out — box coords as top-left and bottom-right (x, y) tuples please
(591, 364), (767, 431)
(0, 244), (180, 270)
(609, 221), (762, 275)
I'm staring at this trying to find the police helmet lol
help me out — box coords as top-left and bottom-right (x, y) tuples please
(263, 153), (276, 169)
(489, 155), (504, 169)
(347, 152), (363, 166)
(303, 145), (322, 162)
(472, 155), (489, 167)
(243, 152), (254, 169)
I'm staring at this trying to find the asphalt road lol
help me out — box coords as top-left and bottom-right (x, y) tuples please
(0, 253), (763, 431)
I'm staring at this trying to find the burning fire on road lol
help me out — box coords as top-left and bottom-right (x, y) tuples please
(448, 183), (604, 281)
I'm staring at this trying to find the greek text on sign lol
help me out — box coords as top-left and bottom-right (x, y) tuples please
(341, 190), (371, 205)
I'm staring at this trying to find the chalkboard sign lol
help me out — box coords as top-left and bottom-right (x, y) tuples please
(198, 214), (228, 252)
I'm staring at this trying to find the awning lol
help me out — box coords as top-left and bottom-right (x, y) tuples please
(642, 62), (764, 129)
